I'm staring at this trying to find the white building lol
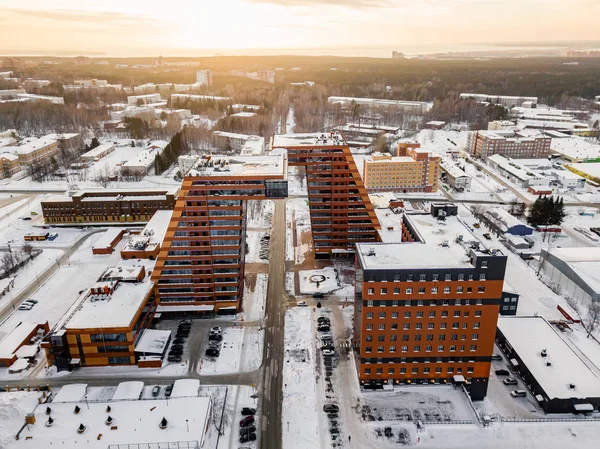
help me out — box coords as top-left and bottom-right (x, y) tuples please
(460, 93), (538, 107)
(549, 136), (600, 163)
(127, 93), (162, 105)
(487, 154), (549, 188)
(74, 79), (108, 87)
(440, 158), (471, 190)
(80, 143), (116, 163)
(328, 96), (428, 114)
(133, 83), (157, 94)
(14, 93), (64, 104)
(212, 131), (264, 155)
(121, 141), (169, 175)
(23, 79), (52, 89)
(550, 169), (587, 190)
(196, 69), (212, 86)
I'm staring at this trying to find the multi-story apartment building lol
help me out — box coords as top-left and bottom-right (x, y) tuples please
(2, 137), (59, 167)
(460, 93), (538, 108)
(467, 130), (551, 159)
(362, 143), (440, 192)
(196, 70), (213, 86)
(0, 153), (21, 179)
(354, 211), (508, 400)
(272, 132), (381, 257)
(41, 188), (178, 224)
(152, 155), (288, 314)
(327, 96), (428, 115)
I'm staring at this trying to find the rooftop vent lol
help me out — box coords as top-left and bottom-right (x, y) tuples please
(569, 383), (576, 390)
(546, 360), (552, 367)
(367, 248), (376, 257)
(541, 349), (547, 357)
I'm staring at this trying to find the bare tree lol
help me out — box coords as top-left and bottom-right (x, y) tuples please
(22, 242), (34, 259)
(585, 302), (600, 339)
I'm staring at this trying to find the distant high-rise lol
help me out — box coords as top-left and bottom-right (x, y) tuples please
(196, 70), (213, 87)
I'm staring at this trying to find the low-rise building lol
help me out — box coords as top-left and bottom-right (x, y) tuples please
(496, 315), (600, 413)
(550, 169), (587, 190)
(440, 159), (471, 190)
(133, 83), (157, 94)
(23, 79), (51, 89)
(92, 228), (126, 255)
(468, 130), (551, 159)
(487, 154), (550, 188)
(481, 207), (534, 236)
(0, 152), (21, 179)
(41, 187), (179, 224)
(121, 210), (172, 260)
(0, 88), (26, 100)
(0, 322), (49, 368)
(567, 162), (600, 184)
(79, 143), (115, 163)
(460, 93), (538, 108)
(328, 96), (428, 114)
(362, 144), (440, 193)
(550, 137), (600, 163)
(127, 93), (161, 105)
(213, 131), (264, 155)
(121, 141), (168, 176)
(2, 137), (59, 167)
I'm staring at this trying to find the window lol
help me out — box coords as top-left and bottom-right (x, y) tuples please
(407, 274), (413, 282)
(403, 323), (410, 330)
(503, 305), (509, 311)
(390, 334), (398, 341)
(367, 300), (374, 307)
(427, 334), (434, 341)
(429, 311), (436, 318)
(406, 287), (413, 294)
(445, 274), (452, 281)
(412, 367), (419, 374)
(447, 367), (454, 373)
(402, 346), (408, 352)
(432, 274), (439, 281)
(394, 275), (401, 282)
(392, 300), (399, 306)
(431, 287), (438, 294)
(381, 288), (388, 295)
(510, 305), (516, 310)
(367, 288), (374, 295)
(435, 367), (442, 374)
(457, 286), (464, 293)
(419, 274), (426, 282)
(402, 335), (409, 342)
(108, 356), (130, 365)
(444, 287), (451, 294)
(450, 345), (456, 352)
(366, 346), (372, 353)
(378, 335), (385, 342)
(439, 334), (446, 341)
(451, 334), (458, 341)
(377, 346), (384, 353)
(465, 299), (470, 306)
(388, 367), (395, 374)
(380, 312), (386, 319)
(468, 274), (473, 281)
(464, 311), (470, 318)
(480, 273), (486, 281)
(452, 322), (459, 329)
(472, 334), (479, 340)
(392, 312), (398, 319)
(474, 322), (480, 329)
(463, 323), (468, 329)
(458, 274), (465, 281)
(417, 300), (424, 306)
(424, 367), (431, 374)
(390, 346), (396, 353)
(481, 260), (488, 268)
(453, 310), (460, 317)
(366, 335), (373, 342)
(416, 312), (424, 319)
(400, 368), (407, 374)
(475, 310), (482, 317)
(476, 299), (483, 305)
(367, 312), (374, 319)
(365, 368), (371, 375)
(440, 323), (447, 329)
(442, 300), (449, 306)
(366, 324), (373, 330)
(418, 287), (425, 294)
(90, 333), (127, 343)
(393, 287), (400, 294)
(376, 368), (383, 374)
(415, 323), (423, 330)
(404, 312), (411, 318)
(441, 311), (449, 318)
(428, 323), (434, 330)
(478, 286), (485, 293)
(461, 334), (466, 341)
(414, 345), (420, 352)
(467, 287), (472, 293)
(460, 345), (465, 351)
(470, 345), (477, 351)
(379, 324), (385, 330)
(426, 345), (432, 352)
(467, 366), (474, 373)
(438, 345), (445, 352)
(414, 334), (422, 341)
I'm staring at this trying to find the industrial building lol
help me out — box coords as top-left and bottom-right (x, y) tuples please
(460, 93), (538, 108)
(79, 143), (115, 163)
(354, 211), (508, 400)
(327, 96), (428, 114)
(550, 137), (600, 163)
(440, 159), (471, 190)
(467, 130), (551, 160)
(540, 247), (600, 304)
(567, 162), (600, 185)
(41, 188), (178, 224)
(496, 316), (600, 413)
(487, 154), (549, 188)
(481, 207), (534, 236)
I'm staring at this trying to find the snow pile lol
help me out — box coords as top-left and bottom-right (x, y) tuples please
(0, 391), (41, 447)
(112, 381), (144, 400)
(299, 267), (342, 295)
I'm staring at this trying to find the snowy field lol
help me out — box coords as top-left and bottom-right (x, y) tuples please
(199, 326), (263, 375)
(282, 307), (320, 449)
(288, 165), (307, 196)
(241, 272), (268, 322)
(285, 271), (295, 295)
(0, 390), (45, 447)
(288, 198), (312, 264)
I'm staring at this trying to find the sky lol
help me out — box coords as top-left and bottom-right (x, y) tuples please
(0, 0), (599, 56)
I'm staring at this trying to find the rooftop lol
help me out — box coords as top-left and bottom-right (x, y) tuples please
(544, 247), (600, 293)
(551, 137), (600, 161)
(2, 137), (57, 155)
(488, 154), (548, 182)
(0, 322), (43, 360)
(92, 228), (125, 250)
(122, 210), (172, 253)
(187, 154), (287, 178)
(497, 316), (600, 400)
(569, 162), (600, 178)
(272, 132), (347, 148)
(134, 329), (171, 355)
(79, 144), (115, 159)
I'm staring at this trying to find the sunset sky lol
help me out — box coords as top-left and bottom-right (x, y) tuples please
(1, 0), (599, 56)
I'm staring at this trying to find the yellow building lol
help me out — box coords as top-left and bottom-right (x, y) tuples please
(3, 137), (59, 167)
(0, 153), (21, 179)
(567, 163), (600, 184)
(362, 144), (440, 192)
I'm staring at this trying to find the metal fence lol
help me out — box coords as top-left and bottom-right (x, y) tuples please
(107, 441), (199, 449)
(421, 420), (476, 425)
(501, 417), (600, 423)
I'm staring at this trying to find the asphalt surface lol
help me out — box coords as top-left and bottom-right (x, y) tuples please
(260, 199), (287, 449)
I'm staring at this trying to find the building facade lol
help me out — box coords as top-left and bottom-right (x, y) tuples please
(0, 153), (21, 179)
(354, 240), (508, 400)
(41, 188), (178, 224)
(196, 70), (213, 86)
(468, 130), (551, 159)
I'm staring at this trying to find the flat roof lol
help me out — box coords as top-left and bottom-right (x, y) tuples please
(498, 316), (600, 400)
(92, 228), (124, 250)
(545, 247), (600, 293)
(488, 154), (547, 182)
(80, 143), (115, 159)
(2, 137), (57, 155)
(569, 162), (600, 178)
(272, 132), (346, 148)
(552, 138), (600, 160)
(112, 381), (144, 400)
(440, 159), (470, 179)
(187, 154), (287, 178)
(0, 322), (41, 359)
(134, 329), (171, 354)
(65, 280), (153, 329)
(328, 96), (428, 108)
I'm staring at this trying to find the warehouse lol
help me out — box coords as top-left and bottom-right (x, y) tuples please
(482, 207), (534, 236)
(496, 316), (600, 414)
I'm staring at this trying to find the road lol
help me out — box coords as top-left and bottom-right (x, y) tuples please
(260, 199), (287, 449)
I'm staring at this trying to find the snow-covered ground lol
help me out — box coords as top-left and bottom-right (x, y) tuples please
(245, 230), (269, 263)
(199, 326), (263, 375)
(282, 307), (320, 449)
(285, 272), (295, 295)
(299, 266), (354, 299)
(287, 198), (312, 264)
(241, 273), (268, 322)
(0, 390), (45, 447)
(246, 199), (274, 229)
(288, 165), (307, 197)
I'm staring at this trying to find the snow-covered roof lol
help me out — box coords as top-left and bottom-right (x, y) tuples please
(92, 228), (124, 250)
(483, 207), (533, 234)
(0, 322), (42, 360)
(272, 132), (346, 148)
(170, 379), (200, 398)
(498, 316), (600, 400)
(0, 152), (18, 161)
(171, 93), (231, 101)
(53, 383), (88, 403)
(2, 137), (57, 155)
(327, 96), (428, 110)
(544, 247), (600, 294)
(187, 154), (287, 178)
(569, 162), (600, 179)
(112, 381), (144, 400)
(80, 143), (115, 159)
(134, 329), (171, 355)
(488, 154), (548, 182)
(440, 159), (470, 179)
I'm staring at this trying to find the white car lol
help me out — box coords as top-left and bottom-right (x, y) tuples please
(322, 349), (335, 357)
(18, 304), (33, 311)
(321, 334), (333, 341)
(297, 301), (308, 307)
(210, 327), (223, 334)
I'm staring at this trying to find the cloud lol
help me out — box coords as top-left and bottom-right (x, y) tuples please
(2, 8), (160, 26)
(246, 0), (389, 8)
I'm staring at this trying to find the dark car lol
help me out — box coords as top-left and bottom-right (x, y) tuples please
(313, 292), (325, 299)
(318, 326), (330, 332)
(169, 349), (183, 356)
(239, 415), (255, 427)
(180, 319), (192, 325)
(491, 354), (502, 361)
(167, 355), (181, 363)
(239, 432), (257, 443)
(241, 407), (256, 416)
(173, 338), (185, 345)
(165, 385), (173, 397)
(209, 334), (223, 342)
(205, 348), (220, 357)
(178, 325), (191, 332)
(323, 404), (339, 413)
(171, 344), (184, 351)
(151, 386), (161, 397)
(239, 425), (256, 435)
(176, 332), (190, 339)
(317, 317), (330, 324)
(503, 378), (518, 385)
(495, 369), (510, 376)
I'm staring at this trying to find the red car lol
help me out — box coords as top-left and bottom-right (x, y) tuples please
(240, 415), (255, 427)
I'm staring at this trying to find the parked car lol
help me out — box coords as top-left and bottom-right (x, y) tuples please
(483, 233), (492, 240)
(491, 354), (502, 361)
(180, 319), (192, 325)
(176, 331), (190, 338)
(320, 333), (332, 341)
(297, 301), (308, 307)
(495, 369), (510, 376)
(25, 299), (39, 304)
(211, 327), (223, 334)
(321, 343), (334, 350)
(209, 334), (223, 342)
(313, 292), (325, 299)
(241, 407), (256, 416)
(239, 425), (256, 435)
(239, 432), (257, 443)
(178, 324), (191, 331)
(171, 344), (184, 351)
(165, 384), (173, 397)
(318, 326), (330, 332)
(18, 304), (33, 311)
(323, 404), (339, 413)
(21, 217), (32, 221)
(205, 348), (220, 357)
(322, 349), (335, 357)
(169, 348), (183, 356)
(167, 355), (181, 363)
(317, 317), (330, 324)
(239, 416), (255, 427)
(173, 338), (185, 345)
(503, 378), (518, 386)
(151, 386), (161, 397)
(511, 390), (527, 397)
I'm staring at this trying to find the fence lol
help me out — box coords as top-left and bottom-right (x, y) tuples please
(501, 417), (600, 423)
(421, 420), (476, 425)
(107, 441), (199, 449)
